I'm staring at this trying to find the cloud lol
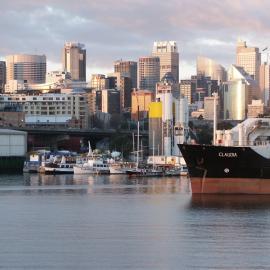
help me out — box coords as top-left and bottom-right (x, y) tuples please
(1, 0), (270, 79)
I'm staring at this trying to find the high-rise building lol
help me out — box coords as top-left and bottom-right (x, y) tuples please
(139, 56), (160, 92)
(197, 56), (227, 84)
(114, 60), (137, 88)
(0, 61), (6, 93)
(180, 80), (196, 104)
(236, 40), (261, 82)
(152, 41), (179, 82)
(63, 42), (86, 81)
(107, 72), (132, 112)
(131, 89), (154, 121)
(119, 76), (132, 112)
(90, 74), (107, 90)
(101, 89), (120, 114)
(259, 63), (270, 105)
(204, 96), (220, 120)
(6, 54), (46, 84)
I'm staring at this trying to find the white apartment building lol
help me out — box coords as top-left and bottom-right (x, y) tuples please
(0, 93), (88, 128)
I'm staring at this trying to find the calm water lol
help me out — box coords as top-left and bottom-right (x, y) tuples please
(0, 174), (270, 269)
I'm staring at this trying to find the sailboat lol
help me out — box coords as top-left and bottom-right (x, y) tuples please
(126, 123), (163, 177)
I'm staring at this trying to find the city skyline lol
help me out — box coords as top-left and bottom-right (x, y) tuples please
(1, 0), (270, 79)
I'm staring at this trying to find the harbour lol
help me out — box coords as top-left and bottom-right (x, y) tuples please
(0, 174), (270, 269)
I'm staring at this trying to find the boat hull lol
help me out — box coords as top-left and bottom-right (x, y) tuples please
(190, 177), (270, 194)
(74, 166), (110, 175)
(43, 168), (74, 174)
(178, 143), (270, 194)
(126, 169), (163, 177)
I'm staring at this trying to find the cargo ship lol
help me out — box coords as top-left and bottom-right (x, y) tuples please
(179, 118), (270, 194)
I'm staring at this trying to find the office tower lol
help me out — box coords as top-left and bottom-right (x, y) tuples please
(131, 89), (154, 121)
(114, 60), (137, 88)
(152, 41), (179, 82)
(101, 89), (120, 114)
(107, 72), (132, 112)
(63, 42), (86, 81)
(139, 56), (160, 92)
(119, 76), (132, 112)
(197, 56), (227, 84)
(106, 76), (117, 89)
(204, 96), (220, 120)
(180, 80), (196, 104)
(90, 74), (107, 90)
(236, 40), (261, 82)
(6, 54), (46, 84)
(259, 63), (270, 105)
(0, 61), (6, 93)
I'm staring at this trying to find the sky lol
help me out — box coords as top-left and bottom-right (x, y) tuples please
(1, 0), (270, 80)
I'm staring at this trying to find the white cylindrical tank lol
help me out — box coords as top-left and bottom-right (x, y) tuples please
(179, 97), (189, 125)
(224, 130), (233, 146)
(238, 123), (244, 146)
(163, 93), (173, 121)
(163, 137), (171, 156)
(174, 100), (180, 123)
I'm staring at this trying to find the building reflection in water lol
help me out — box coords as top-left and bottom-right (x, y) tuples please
(22, 173), (191, 195)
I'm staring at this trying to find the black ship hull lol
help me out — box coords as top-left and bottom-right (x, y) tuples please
(178, 143), (270, 194)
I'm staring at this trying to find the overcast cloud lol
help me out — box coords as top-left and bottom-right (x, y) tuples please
(1, 0), (270, 79)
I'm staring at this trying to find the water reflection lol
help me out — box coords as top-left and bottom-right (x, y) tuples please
(0, 174), (191, 195)
(190, 194), (270, 210)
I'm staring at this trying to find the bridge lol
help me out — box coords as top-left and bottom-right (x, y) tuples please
(13, 126), (148, 136)
(12, 126), (149, 151)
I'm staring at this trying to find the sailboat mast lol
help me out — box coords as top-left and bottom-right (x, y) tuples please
(152, 131), (155, 167)
(137, 121), (140, 167)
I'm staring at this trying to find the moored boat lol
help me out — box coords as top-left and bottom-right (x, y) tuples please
(73, 159), (110, 174)
(73, 141), (110, 175)
(126, 166), (164, 177)
(39, 155), (75, 174)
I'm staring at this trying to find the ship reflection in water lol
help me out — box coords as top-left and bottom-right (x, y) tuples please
(190, 194), (270, 210)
